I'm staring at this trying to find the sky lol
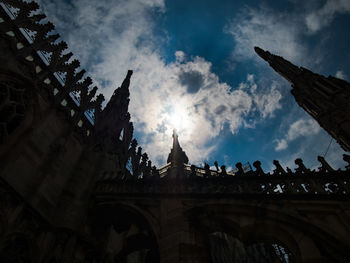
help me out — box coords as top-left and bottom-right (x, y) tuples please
(34, 0), (350, 172)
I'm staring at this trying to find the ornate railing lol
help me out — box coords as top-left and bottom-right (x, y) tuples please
(95, 156), (350, 199)
(95, 170), (350, 199)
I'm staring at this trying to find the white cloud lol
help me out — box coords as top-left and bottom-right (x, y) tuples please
(239, 74), (282, 120)
(275, 139), (288, 151)
(305, 0), (350, 33)
(223, 2), (348, 170)
(224, 6), (307, 64)
(35, 0), (284, 166)
(224, 2), (350, 68)
(36, 0), (165, 66)
(274, 118), (321, 151)
(27, 0), (348, 172)
(335, 70), (347, 80)
(123, 56), (258, 165)
(287, 119), (321, 140)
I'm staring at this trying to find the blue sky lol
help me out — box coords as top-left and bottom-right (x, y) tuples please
(36, 0), (350, 171)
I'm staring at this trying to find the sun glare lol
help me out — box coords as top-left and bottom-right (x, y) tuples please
(168, 103), (191, 131)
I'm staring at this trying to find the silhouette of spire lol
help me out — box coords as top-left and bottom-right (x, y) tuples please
(172, 128), (180, 153)
(103, 70), (132, 115)
(167, 129), (188, 164)
(167, 129), (189, 179)
(94, 70), (134, 151)
(255, 47), (350, 152)
(254, 46), (303, 83)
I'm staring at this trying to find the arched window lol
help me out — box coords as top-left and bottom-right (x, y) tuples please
(208, 231), (293, 263)
(209, 232), (246, 263)
(245, 242), (292, 263)
(91, 204), (159, 263)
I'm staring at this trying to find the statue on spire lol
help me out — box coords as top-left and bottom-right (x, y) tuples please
(167, 129), (189, 165)
(166, 129), (189, 179)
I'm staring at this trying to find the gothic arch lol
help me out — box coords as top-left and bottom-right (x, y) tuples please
(90, 202), (160, 263)
(187, 201), (347, 262)
(189, 209), (298, 262)
(240, 223), (301, 262)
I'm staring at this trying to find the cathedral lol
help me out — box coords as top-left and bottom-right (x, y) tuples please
(0, 1), (350, 262)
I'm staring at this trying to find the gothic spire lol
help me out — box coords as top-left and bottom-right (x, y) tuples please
(103, 70), (132, 115)
(94, 70), (134, 152)
(254, 46), (303, 83)
(255, 47), (350, 152)
(167, 129), (189, 179)
(172, 129), (180, 153)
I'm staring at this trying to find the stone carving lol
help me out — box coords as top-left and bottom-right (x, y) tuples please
(124, 138), (155, 180)
(0, 0), (164, 187)
(253, 160), (265, 176)
(220, 165), (227, 177)
(204, 163), (211, 178)
(190, 165), (197, 179)
(343, 154), (350, 170)
(295, 158), (310, 174)
(140, 153), (148, 178)
(272, 160), (287, 175)
(95, 169), (350, 196)
(214, 161), (219, 173)
(94, 153), (350, 200)
(167, 129), (189, 166)
(286, 167), (293, 174)
(152, 166), (160, 179)
(317, 156), (335, 172)
(1, 0), (106, 128)
(235, 162), (244, 176)
(143, 160), (152, 179)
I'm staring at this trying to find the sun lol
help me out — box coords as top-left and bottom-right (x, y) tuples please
(168, 102), (191, 131)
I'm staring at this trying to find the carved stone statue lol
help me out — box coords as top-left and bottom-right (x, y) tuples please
(214, 161), (219, 173)
(152, 166), (160, 180)
(317, 156), (334, 172)
(140, 153), (148, 179)
(220, 165), (227, 177)
(295, 158), (310, 174)
(143, 160), (152, 179)
(272, 160), (286, 175)
(204, 163), (211, 178)
(253, 161), (265, 176)
(235, 162), (244, 176)
(190, 165), (197, 179)
(167, 129), (189, 165)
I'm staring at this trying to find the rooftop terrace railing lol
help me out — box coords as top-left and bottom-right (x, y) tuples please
(95, 169), (350, 199)
(95, 157), (350, 199)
